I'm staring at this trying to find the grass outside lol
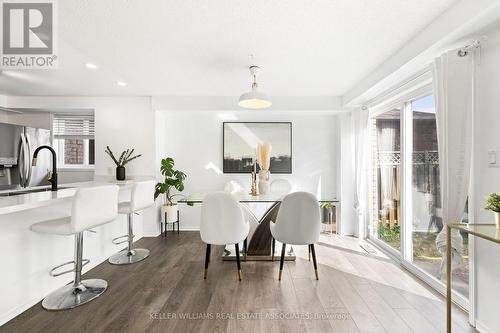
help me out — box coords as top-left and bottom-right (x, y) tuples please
(377, 224), (470, 297)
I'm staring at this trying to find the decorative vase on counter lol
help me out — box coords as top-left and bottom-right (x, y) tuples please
(258, 170), (270, 195)
(116, 166), (126, 181)
(495, 212), (500, 230)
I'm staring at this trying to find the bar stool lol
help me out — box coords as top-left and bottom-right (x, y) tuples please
(109, 180), (155, 265)
(30, 185), (119, 310)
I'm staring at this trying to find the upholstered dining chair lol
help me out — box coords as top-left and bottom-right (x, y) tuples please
(270, 178), (293, 195)
(270, 191), (321, 280)
(200, 192), (249, 281)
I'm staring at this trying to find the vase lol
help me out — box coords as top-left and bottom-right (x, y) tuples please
(258, 170), (270, 194)
(116, 166), (126, 181)
(495, 212), (500, 230)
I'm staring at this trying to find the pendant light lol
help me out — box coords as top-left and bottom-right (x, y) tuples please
(238, 65), (272, 109)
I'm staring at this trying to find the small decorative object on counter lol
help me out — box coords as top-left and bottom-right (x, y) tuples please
(105, 146), (142, 181)
(250, 159), (258, 196)
(154, 157), (188, 232)
(485, 193), (500, 229)
(320, 201), (336, 234)
(257, 143), (272, 194)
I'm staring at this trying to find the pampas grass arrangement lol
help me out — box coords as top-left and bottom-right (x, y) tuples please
(257, 143), (272, 171)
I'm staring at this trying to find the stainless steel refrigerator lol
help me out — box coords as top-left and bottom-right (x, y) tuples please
(0, 122), (52, 190)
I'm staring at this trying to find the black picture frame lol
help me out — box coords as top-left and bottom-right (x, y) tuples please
(223, 122), (292, 174)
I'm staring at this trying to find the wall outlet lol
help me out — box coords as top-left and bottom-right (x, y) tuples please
(488, 150), (498, 167)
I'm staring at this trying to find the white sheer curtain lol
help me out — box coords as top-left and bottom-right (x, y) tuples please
(352, 108), (369, 238)
(378, 122), (397, 225)
(431, 49), (474, 273)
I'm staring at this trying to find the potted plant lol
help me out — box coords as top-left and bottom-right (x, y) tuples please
(154, 157), (187, 224)
(105, 146), (142, 180)
(485, 193), (500, 229)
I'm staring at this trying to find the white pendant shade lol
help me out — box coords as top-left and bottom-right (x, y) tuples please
(238, 87), (272, 109)
(238, 65), (272, 109)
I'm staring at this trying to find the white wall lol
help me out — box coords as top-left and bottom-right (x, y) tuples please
(156, 110), (340, 230)
(5, 96), (158, 235)
(470, 22), (500, 333)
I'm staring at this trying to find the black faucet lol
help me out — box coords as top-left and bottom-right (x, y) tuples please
(32, 145), (58, 191)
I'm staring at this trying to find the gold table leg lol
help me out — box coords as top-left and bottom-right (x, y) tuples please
(446, 225), (452, 333)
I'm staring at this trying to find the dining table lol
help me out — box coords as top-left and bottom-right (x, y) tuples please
(178, 192), (339, 261)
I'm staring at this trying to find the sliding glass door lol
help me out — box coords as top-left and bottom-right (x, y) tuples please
(371, 108), (401, 253)
(369, 92), (469, 303)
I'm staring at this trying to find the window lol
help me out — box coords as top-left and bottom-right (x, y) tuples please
(53, 113), (95, 168)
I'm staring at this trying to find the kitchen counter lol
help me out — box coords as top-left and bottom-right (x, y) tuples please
(0, 179), (147, 215)
(0, 177), (155, 326)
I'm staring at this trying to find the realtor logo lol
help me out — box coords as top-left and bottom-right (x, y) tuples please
(1, 0), (57, 68)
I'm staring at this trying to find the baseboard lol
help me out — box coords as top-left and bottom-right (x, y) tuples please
(475, 320), (495, 333)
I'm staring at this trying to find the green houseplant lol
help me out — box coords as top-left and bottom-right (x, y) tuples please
(485, 193), (500, 229)
(154, 157), (187, 223)
(105, 146), (142, 180)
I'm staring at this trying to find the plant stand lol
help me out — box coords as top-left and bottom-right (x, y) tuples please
(161, 210), (180, 238)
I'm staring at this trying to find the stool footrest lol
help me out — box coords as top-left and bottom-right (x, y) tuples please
(112, 235), (130, 245)
(49, 259), (90, 277)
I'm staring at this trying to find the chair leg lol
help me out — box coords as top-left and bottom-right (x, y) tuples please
(271, 238), (275, 261)
(243, 238), (248, 261)
(42, 232), (107, 310)
(308, 244), (311, 261)
(310, 244), (318, 280)
(204, 244), (211, 279)
(235, 243), (242, 281)
(177, 210), (180, 234)
(279, 243), (286, 281)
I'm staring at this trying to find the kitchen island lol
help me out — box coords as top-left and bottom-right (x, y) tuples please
(0, 179), (154, 325)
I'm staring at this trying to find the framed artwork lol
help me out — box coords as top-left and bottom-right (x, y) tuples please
(223, 122), (292, 173)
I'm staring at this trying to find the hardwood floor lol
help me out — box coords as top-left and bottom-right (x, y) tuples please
(1, 232), (476, 333)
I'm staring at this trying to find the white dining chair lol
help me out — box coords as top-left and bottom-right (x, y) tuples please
(30, 185), (119, 310)
(270, 191), (321, 280)
(270, 178), (292, 195)
(109, 180), (155, 265)
(200, 192), (249, 281)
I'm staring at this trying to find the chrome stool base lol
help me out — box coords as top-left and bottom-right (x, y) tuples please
(42, 278), (107, 310)
(108, 248), (150, 265)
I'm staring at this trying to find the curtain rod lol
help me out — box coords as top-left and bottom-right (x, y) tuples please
(458, 40), (481, 57)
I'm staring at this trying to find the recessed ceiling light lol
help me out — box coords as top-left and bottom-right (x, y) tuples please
(117, 81), (127, 87)
(85, 63), (97, 69)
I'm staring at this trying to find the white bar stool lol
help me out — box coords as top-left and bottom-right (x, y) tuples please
(30, 185), (119, 310)
(109, 180), (155, 265)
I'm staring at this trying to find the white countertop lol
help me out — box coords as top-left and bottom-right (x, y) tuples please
(0, 179), (150, 215)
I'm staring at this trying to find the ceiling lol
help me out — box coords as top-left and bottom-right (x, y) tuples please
(0, 0), (458, 97)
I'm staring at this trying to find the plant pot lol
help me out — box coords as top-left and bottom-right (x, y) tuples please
(495, 212), (500, 230)
(258, 170), (270, 195)
(162, 204), (178, 223)
(116, 166), (126, 181)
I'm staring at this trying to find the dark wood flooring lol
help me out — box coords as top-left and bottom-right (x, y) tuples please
(1, 232), (475, 333)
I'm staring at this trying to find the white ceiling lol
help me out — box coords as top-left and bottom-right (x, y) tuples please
(0, 0), (458, 97)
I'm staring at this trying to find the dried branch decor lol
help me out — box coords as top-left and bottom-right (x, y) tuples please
(105, 146), (142, 167)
